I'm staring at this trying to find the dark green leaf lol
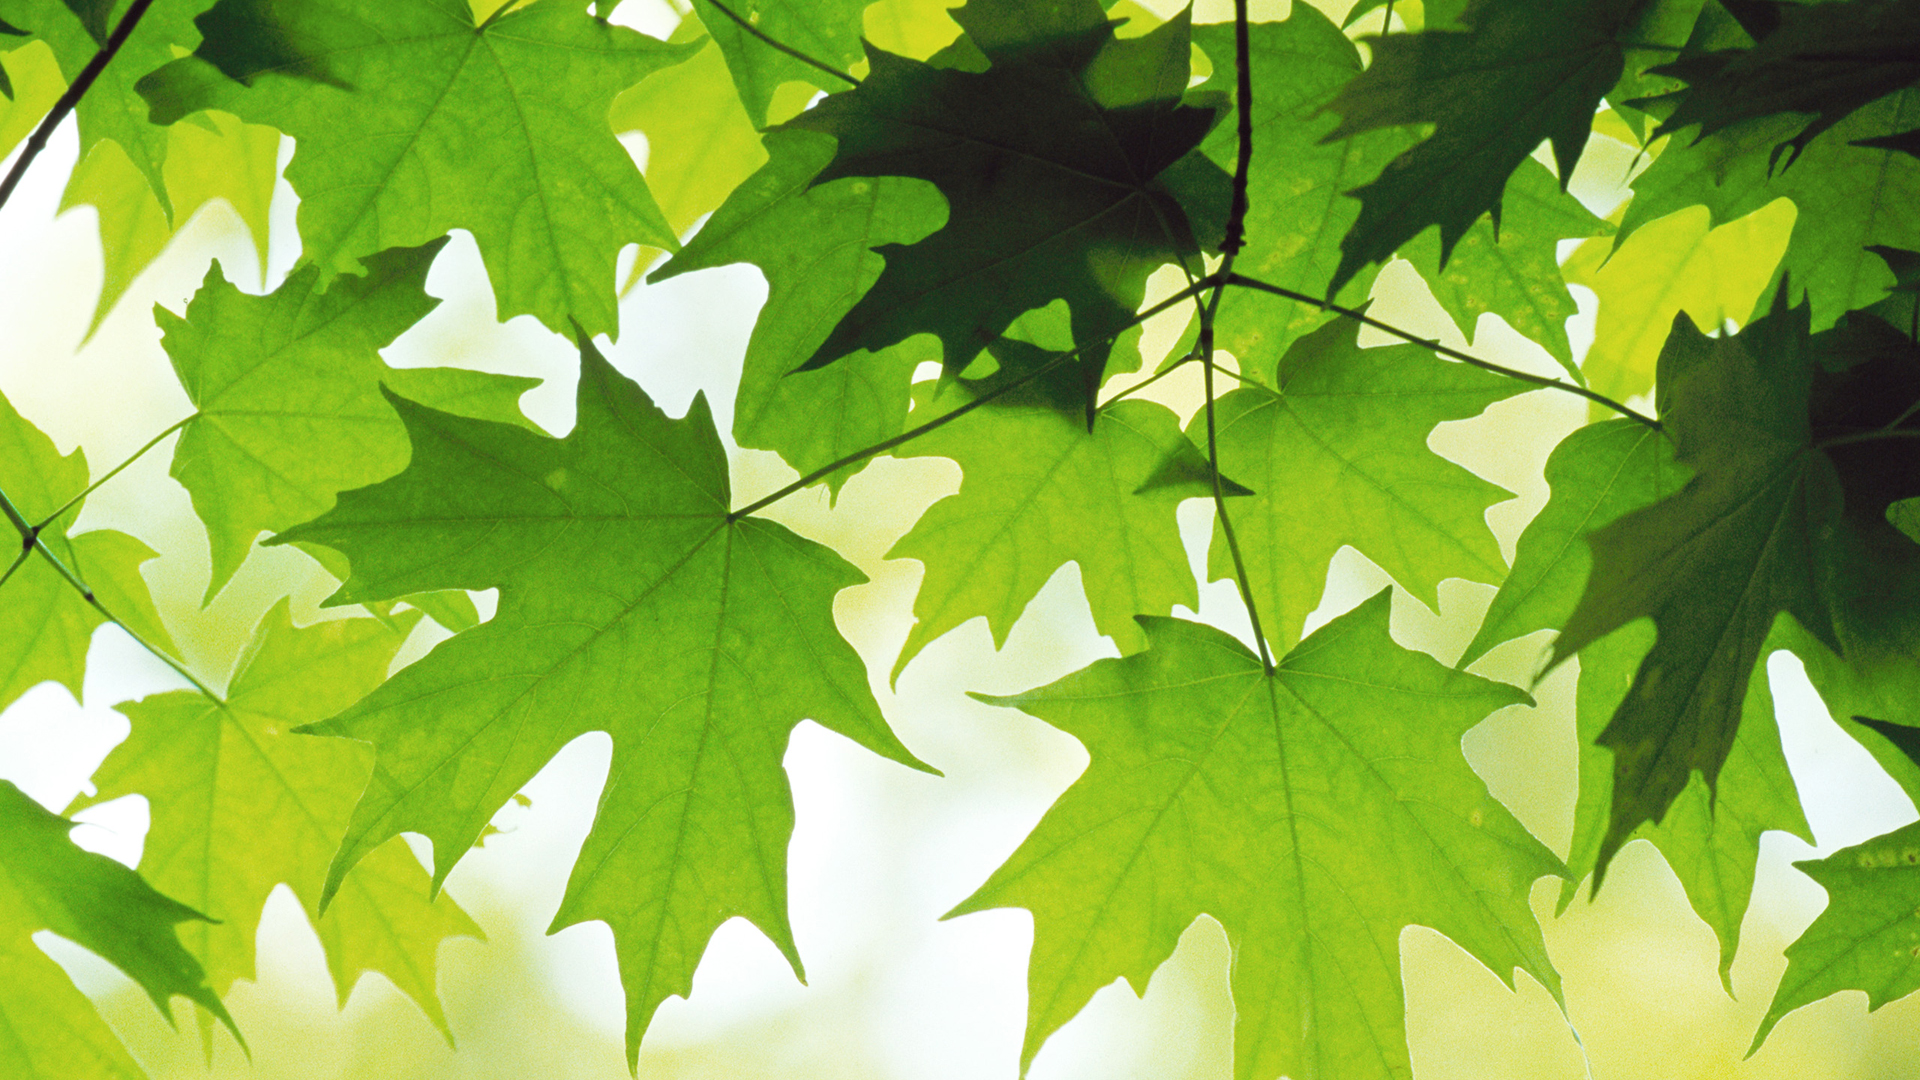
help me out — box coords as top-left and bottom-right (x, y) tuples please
(782, 1), (1225, 409)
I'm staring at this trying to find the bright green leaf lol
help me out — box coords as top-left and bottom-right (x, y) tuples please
(1562, 199), (1795, 416)
(138, 0), (694, 338)
(1620, 88), (1920, 329)
(688, 0), (865, 127)
(888, 394), (1204, 676)
(159, 239), (540, 601)
(77, 601), (481, 1036)
(1202, 315), (1526, 653)
(1403, 157), (1610, 375)
(274, 340), (928, 1066)
(955, 592), (1561, 1080)
(0, 389), (174, 713)
(1751, 818), (1920, 1053)
(653, 129), (946, 494)
(0, 779), (236, 1078)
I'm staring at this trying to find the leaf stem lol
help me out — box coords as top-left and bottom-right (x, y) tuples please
(1225, 272), (1665, 430)
(1815, 428), (1920, 451)
(35, 415), (193, 533)
(728, 276), (1222, 522)
(1194, 0), (1274, 675)
(0, 0), (159, 217)
(703, 0), (861, 90)
(0, 546), (28, 592)
(0, 483), (222, 703)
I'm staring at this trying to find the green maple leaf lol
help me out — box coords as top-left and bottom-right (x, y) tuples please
(1648, 0), (1920, 167)
(608, 26), (767, 253)
(0, 0), (214, 215)
(159, 239), (540, 601)
(1751, 818), (1920, 1053)
(653, 129), (946, 493)
(1560, 200), (1795, 417)
(0, 390), (174, 713)
(74, 601), (481, 1036)
(954, 592), (1561, 1080)
(1403, 157), (1609, 376)
(888, 393), (1205, 677)
(781, 0), (1226, 406)
(1189, 9), (1419, 375)
(0, 39), (61, 156)
(688, 0), (866, 127)
(0, 779), (236, 1079)
(138, 0), (693, 338)
(1202, 315), (1526, 653)
(1462, 420), (1689, 667)
(274, 340), (928, 1065)
(1620, 87), (1920, 328)
(1563, 625), (1812, 985)
(1554, 301), (1854, 875)
(1321, 0), (1647, 292)
(63, 110), (279, 338)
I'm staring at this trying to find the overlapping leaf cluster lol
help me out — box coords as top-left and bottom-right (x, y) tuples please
(4, 0), (1920, 1078)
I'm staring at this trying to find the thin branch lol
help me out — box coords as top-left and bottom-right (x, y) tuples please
(35, 415), (193, 533)
(704, 0), (860, 89)
(1192, 0), (1273, 674)
(0, 0), (159, 217)
(1815, 428), (1920, 451)
(0, 546), (28, 592)
(729, 276), (1222, 522)
(1225, 272), (1665, 430)
(0, 484), (222, 703)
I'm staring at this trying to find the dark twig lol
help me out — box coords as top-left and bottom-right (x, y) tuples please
(704, 0), (861, 89)
(1193, 0), (1275, 673)
(1226, 272), (1665, 430)
(0, 0), (159, 217)
(729, 276), (1222, 522)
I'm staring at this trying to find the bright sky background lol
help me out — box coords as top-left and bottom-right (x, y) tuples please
(3, 1), (1920, 1078)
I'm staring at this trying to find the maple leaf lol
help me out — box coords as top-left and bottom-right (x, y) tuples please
(1751, 818), (1920, 1053)
(1559, 200), (1795, 416)
(1620, 87), (1920, 328)
(1550, 295), (1920, 874)
(1563, 622), (1811, 985)
(887, 392), (1207, 677)
(1189, 9), (1420, 375)
(0, 0), (215, 215)
(653, 129), (946, 493)
(1320, 0), (1648, 292)
(159, 239), (540, 601)
(0, 778), (236, 1079)
(274, 340), (929, 1065)
(1476, 420), (1806, 978)
(608, 28), (767, 249)
(782, 0), (1226, 406)
(136, 0), (693, 338)
(688, 0), (866, 126)
(1647, 0), (1920, 168)
(1202, 314), (1526, 653)
(63, 110), (279, 338)
(954, 592), (1561, 1080)
(75, 602), (482, 1036)
(1402, 157), (1609, 376)
(0, 389), (174, 714)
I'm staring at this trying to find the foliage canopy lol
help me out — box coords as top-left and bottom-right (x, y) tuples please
(3, 0), (1920, 1077)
